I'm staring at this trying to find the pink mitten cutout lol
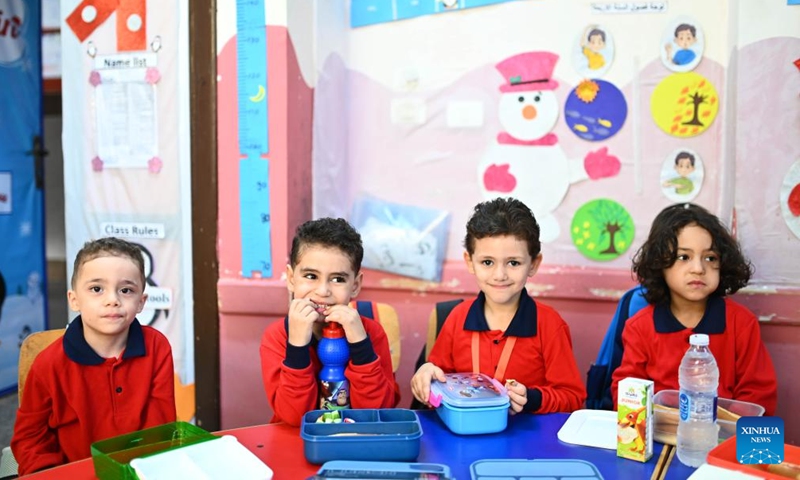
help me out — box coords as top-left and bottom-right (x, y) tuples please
(584, 146), (620, 180)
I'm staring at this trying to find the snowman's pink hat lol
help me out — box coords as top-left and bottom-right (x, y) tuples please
(496, 51), (559, 92)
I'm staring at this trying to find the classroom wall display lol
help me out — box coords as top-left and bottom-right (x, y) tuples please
(308, 0), (798, 288)
(733, 33), (800, 287)
(476, 51), (621, 243)
(572, 24), (615, 79)
(570, 199), (635, 262)
(660, 15), (704, 72)
(650, 72), (718, 137)
(780, 160), (800, 240)
(660, 148), (704, 203)
(564, 79), (627, 141)
(350, 0), (521, 28)
(60, 0), (195, 420)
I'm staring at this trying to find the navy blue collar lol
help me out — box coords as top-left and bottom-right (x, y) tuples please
(653, 295), (726, 334)
(64, 316), (147, 365)
(464, 291), (538, 337)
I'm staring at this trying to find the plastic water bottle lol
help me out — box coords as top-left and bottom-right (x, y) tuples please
(677, 333), (720, 467)
(317, 322), (350, 410)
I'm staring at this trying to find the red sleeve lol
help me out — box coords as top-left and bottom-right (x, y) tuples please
(730, 309), (778, 415)
(11, 354), (66, 475)
(611, 316), (651, 407)
(144, 330), (177, 426)
(535, 321), (587, 413)
(346, 320), (401, 410)
(260, 320), (318, 427)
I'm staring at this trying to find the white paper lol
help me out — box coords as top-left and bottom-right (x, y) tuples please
(95, 69), (158, 168)
(446, 100), (484, 128)
(41, 0), (61, 29)
(590, 2), (667, 14)
(130, 436), (273, 480)
(42, 32), (61, 79)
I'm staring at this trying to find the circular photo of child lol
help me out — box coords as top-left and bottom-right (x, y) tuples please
(572, 24), (615, 78)
(660, 16), (704, 72)
(660, 148), (704, 202)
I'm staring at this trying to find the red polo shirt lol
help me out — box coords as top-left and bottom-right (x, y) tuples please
(12, 317), (176, 475)
(261, 316), (401, 427)
(611, 296), (777, 415)
(428, 292), (586, 414)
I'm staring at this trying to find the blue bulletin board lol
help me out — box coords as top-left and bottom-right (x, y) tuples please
(351, 0), (521, 28)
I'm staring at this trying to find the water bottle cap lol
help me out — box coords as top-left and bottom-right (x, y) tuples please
(322, 322), (345, 339)
(689, 333), (709, 346)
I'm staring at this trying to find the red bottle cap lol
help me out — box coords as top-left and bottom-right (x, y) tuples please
(322, 322), (345, 339)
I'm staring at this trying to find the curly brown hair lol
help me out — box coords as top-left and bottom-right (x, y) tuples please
(464, 197), (541, 258)
(632, 203), (752, 305)
(290, 218), (364, 274)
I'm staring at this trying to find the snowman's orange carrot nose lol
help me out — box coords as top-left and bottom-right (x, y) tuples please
(522, 105), (537, 120)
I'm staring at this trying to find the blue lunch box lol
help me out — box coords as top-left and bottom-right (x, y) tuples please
(429, 372), (510, 435)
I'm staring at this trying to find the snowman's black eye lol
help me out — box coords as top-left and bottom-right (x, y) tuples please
(534, 95), (541, 102)
(518, 96), (524, 102)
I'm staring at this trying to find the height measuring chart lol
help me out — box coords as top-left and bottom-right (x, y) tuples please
(236, 0), (272, 277)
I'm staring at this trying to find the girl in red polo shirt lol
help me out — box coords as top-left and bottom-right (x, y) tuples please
(611, 203), (777, 415)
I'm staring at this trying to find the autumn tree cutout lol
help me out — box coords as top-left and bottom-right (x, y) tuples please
(651, 72), (719, 138)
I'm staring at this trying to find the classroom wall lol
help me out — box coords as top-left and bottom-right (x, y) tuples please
(215, 0), (800, 443)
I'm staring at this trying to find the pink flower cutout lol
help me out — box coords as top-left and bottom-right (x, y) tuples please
(148, 157), (163, 173)
(91, 156), (104, 172)
(145, 67), (161, 85)
(89, 71), (102, 87)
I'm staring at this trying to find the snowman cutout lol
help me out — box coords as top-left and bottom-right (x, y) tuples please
(478, 51), (621, 242)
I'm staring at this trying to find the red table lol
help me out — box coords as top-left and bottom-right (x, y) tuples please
(22, 422), (318, 479)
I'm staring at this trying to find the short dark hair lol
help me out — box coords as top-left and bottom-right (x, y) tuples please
(674, 24), (696, 38)
(588, 28), (606, 43)
(71, 237), (146, 288)
(632, 203), (752, 305)
(675, 151), (695, 166)
(290, 218), (364, 273)
(464, 197), (541, 258)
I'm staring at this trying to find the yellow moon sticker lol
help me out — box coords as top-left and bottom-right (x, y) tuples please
(651, 72), (718, 137)
(249, 85), (266, 103)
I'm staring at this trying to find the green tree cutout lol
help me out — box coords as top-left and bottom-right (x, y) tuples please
(571, 199), (635, 261)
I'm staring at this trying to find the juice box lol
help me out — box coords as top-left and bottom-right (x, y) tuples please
(617, 377), (654, 462)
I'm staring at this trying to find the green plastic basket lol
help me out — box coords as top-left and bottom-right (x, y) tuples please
(91, 422), (217, 480)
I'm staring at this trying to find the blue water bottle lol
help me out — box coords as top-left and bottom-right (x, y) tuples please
(317, 322), (350, 410)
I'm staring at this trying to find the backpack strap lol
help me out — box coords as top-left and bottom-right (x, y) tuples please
(354, 300), (377, 321)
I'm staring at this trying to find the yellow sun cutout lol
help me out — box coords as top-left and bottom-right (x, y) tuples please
(575, 80), (600, 103)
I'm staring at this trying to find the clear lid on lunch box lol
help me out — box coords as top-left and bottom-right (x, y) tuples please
(429, 373), (509, 408)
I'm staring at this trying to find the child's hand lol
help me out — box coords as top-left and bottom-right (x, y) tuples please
(505, 379), (528, 415)
(410, 362), (446, 407)
(322, 303), (367, 343)
(287, 298), (321, 347)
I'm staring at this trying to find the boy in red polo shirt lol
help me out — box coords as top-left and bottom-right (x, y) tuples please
(12, 237), (176, 475)
(411, 198), (586, 414)
(260, 218), (400, 426)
